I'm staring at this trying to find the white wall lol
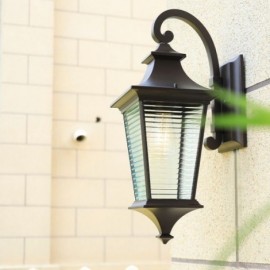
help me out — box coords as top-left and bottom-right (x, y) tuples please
(166, 1), (270, 269)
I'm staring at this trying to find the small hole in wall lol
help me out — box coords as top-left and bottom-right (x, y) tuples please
(95, 116), (101, 123)
(73, 130), (87, 142)
(76, 135), (85, 141)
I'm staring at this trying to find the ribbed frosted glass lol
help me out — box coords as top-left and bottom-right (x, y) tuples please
(144, 101), (203, 199)
(124, 100), (146, 201)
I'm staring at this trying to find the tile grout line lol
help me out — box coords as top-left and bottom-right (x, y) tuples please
(3, 52), (53, 57)
(23, 237), (26, 264)
(2, 81), (53, 87)
(103, 122), (106, 151)
(3, 22), (52, 30)
(76, 39), (79, 66)
(0, 173), (51, 176)
(53, 35), (154, 47)
(131, 212), (134, 236)
(130, 0), (133, 18)
(172, 257), (270, 269)
(0, 142), (51, 146)
(246, 78), (270, 93)
(104, 16), (108, 42)
(75, 207), (78, 236)
(76, 150), (79, 178)
(103, 237), (106, 262)
(54, 61), (143, 72)
(103, 178), (106, 208)
(28, 0), (30, 26)
(76, 93), (79, 121)
(24, 175), (27, 206)
(234, 150), (239, 262)
(27, 55), (30, 85)
(54, 8), (153, 22)
(0, 204), (52, 208)
(25, 115), (28, 144)
(0, 112), (52, 117)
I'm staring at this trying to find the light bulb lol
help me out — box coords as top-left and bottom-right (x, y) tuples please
(147, 112), (180, 199)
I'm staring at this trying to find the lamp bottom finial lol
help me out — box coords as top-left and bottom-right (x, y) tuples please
(156, 234), (173, 244)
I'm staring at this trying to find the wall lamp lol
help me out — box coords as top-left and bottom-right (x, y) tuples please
(112, 9), (247, 244)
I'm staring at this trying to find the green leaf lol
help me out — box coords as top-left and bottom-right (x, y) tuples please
(212, 86), (270, 128)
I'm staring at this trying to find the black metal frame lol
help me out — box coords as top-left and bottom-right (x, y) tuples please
(129, 199), (202, 244)
(191, 105), (208, 199)
(152, 9), (220, 83)
(139, 100), (152, 199)
(112, 9), (247, 244)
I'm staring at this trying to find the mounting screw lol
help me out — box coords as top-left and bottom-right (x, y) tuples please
(73, 129), (87, 142)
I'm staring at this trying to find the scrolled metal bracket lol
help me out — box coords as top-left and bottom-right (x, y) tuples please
(152, 9), (220, 83)
(151, 9), (247, 152)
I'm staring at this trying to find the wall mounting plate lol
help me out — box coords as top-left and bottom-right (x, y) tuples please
(218, 55), (247, 153)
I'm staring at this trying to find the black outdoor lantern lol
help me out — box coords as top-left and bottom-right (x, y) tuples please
(111, 9), (246, 244)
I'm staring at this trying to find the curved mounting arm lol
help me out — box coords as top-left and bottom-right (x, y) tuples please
(152, 9), (220, 83)
(152, 9), (222, 150)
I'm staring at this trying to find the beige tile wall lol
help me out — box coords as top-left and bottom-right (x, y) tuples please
(0, 0), (54, 265)
(52, 0), (170, 269)
(0, 0), (172, 268)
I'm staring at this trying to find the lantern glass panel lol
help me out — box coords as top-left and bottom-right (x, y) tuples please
(143, 101), (204, 199)
(123, 99), (146, 201)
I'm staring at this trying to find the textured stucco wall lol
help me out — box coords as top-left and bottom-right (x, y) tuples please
(166, 0), (270, 269)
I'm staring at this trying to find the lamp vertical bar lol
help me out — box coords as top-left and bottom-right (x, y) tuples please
(139, 101), (151, 200)
(191, 104), (208, 199)
(177, 109), (186, 199)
